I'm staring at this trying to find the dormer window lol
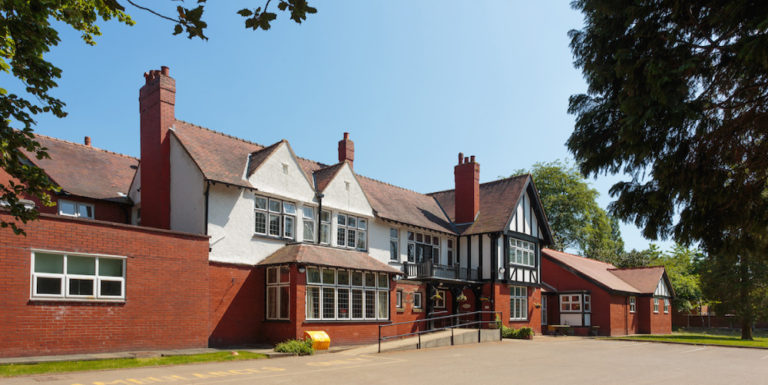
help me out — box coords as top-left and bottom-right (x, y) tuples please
(58, 200), (94, 219)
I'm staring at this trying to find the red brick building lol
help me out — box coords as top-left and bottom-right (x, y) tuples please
(541, 249), (673, 336)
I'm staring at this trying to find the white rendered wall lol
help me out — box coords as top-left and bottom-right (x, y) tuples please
(367, 218), (392, 264)
(321, 164), (373, 218)
(170, 136), (206, 234)
(247, 143), (316, 204)
(207, 185), (284, 265)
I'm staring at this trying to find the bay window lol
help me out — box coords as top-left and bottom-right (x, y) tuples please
(509, 238), (535, 267)
(31, 251), (125, 300)
(510, 286), (528, 320)
(560, 294), (582, 312)
(266, 266), (290, 320)
(305, 267), (389, 320)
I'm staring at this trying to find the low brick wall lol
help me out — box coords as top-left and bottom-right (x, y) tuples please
(0, 213), (210, 358)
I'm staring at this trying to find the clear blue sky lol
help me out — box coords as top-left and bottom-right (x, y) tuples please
(27, 1), (673, 252)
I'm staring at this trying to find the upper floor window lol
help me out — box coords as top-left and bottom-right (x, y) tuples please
(406, 232), (439, 263)
(390, 228), (399, 261)
(336, 214), (367, 250)
(59, 200), (94, 219)
(31, 251), (125, 300)
(447, 239), (455, 266)
(509, 238), (535, 267)
(302, 207), (315, 242)
(320, 210), (331, 244)
(254, 196), (295, 240)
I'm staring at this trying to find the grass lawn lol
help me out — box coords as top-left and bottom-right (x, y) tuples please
(0, 351), (268, 378)
(609, 328), (768, 348)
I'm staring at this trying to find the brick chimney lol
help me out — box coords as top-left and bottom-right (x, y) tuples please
(139, 66), (175, 229)
(454, 152), (479, 223)
(338, 132), (354, 168)
(84, 136), (91, 146)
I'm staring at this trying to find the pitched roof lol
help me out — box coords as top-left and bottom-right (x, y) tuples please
(172, 120), (327, 189)
(609, 267), (667, 294)
(541, 248), (643, 294)
(357, 175), (455, 234)
(313, 162), (346, 193)
(430, 175), (529, 235)
(257, 243), (402, 274)
(247, 140), (284, 177)
(27, 134), (137, 203)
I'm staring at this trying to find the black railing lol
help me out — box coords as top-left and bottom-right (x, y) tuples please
(402, 261), (479, 281)
(378, 311), (502, 353)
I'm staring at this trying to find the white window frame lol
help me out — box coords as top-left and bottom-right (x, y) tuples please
(406, 232), (440, 264)
(629, 296), (636, 313)
(413, 292), (423, 309)
(336, 214), (367, 251)
(389, 228), (399, 261)
(508, 238), (535, 268)
(301, 206), (315, 242)
(434, 289), (446, 308)
(255, 195), (296, 240)
(305, 267), (388, 321)
(58, 199), (94, 219)
(30, 250), (125, 301)
(320, 210), (331, 244)
(560, 294), (582, 313)
(584, 294), (591, 313)
(654, 297), (659, 313)
(266, 266), (290, 320)
(396, 289), (403, 308)
(664, 298), (670, 314)
(510, 286), (528, 321)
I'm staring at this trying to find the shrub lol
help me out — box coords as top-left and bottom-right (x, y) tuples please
(274, 338), (314, 355)
(501, 326), (535, 339)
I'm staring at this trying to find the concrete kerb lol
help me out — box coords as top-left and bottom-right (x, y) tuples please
(598, 337), (768, 350)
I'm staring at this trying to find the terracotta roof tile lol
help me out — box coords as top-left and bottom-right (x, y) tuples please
(27, 134), (137, 203)
(313, 162), (346, 193)
(430, 175), (528, 235)
(357, 175), (455, 234)
(257, 243), (401, 274)
(172, 120), (327, 188)
(542, 248), (643, 294)
(609, 267), (667, 294)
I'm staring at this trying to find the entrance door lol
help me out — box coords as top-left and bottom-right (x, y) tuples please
(541, 295), (547, 325)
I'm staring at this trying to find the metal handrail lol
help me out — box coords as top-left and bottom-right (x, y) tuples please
(378, 311), (502, 353)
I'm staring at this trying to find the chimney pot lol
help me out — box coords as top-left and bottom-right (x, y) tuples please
(161, 66), (169, 76)
(464, 157), (469, 163)
(458, 152), (464, 164)
(84, 136), (91, 146)
(343, 132), (350, 140)
(470, 155), (475, 163)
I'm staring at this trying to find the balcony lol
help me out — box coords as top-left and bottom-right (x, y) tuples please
(402, 261), (479, 281)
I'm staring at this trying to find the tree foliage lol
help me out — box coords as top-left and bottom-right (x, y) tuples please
(569, 0), (768, 338)
(0, 1), (314, 234)
(520, 160), (624, 260)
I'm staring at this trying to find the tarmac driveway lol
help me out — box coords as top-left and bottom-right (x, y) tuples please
(5, 337), (768, 385)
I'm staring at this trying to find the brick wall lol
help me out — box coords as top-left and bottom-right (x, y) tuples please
(208, 262), (264, 347)
(0, 213), (210, 358)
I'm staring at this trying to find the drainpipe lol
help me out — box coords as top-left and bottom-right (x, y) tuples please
(316, 193), (324, 244)
(204, 180), (211, 236)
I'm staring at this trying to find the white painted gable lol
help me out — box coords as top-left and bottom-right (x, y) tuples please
(655, 277), (671, 297)
(508, 189), (544, 239)
(321, 163), (373, 218)
(246, 142), (316, 204)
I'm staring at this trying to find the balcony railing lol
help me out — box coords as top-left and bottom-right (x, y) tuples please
(402, 261), (479, 281)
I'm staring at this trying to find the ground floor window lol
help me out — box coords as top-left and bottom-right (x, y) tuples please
(306, 267), (389, 320)
(510, 286), (528, 321)
(654, 297), (659, 313)
(31, 251), (125, 300)
(433, 289), (446, 308)
(266, 266), (290, 320)
(629, 296), (636, 313)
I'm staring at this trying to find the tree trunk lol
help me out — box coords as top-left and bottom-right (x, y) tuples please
(741, 318), (753, 340)
(739, 255), (753, 340)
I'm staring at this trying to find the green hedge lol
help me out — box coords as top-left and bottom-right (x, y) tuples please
(274, 338), (314, 355)
(501, 326), (534, 339)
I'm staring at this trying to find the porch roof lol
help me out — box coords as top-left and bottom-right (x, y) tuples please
(257, 243), (402, 274)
